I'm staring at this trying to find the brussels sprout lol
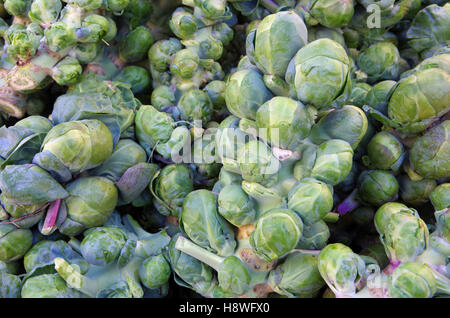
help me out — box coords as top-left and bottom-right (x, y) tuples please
(255, 96), (314, 150)
(399, 175), (437, 206)
(203, 80), (226, 113)
(250, 208), (303, 262)
(33, 120), (113, 181)
(119, 26), (154, 63)
(0, 164), (68, 221)
(135, 105), (175, 156)
(169, 7), (198, 40)
(388, 262), (437, 298)
(225, 69), (273, 120)
(294, 140), (354, 186)
(4, 0), (30, 16)
(123, 0), (154, 29)
(364, 131), (404, 171)
(317, 243), (366, 297)
(287, 178), (333, 225)
(309, 105), (368, 150)
(59, 177), (118, 236)
(246, 10), (308, 77)
(153, 164), (194, 217)
(168, 233), (216, 296)
(365, 80), (397, 115)
(268, 251), (325, 298)
(151, 85), (176, 110)
(113, 66), (150, 94)
(374, 202), (428, 264)
(357, 170), (399, 207)
(80, 226), (128, 266)
(430, 183), (450, 211)
(170, 49), (199, 80)
(296, 0), (354, 28)
(217, 184), (257, 227)
(307, 26), (346, 48)
(148, 38), (183, 73)
(177, 89), (213, 123)
(286, 38), (352, 109)
(21, 274), (84, 298)
(51, 56), (82, 86)
(44, 21), (76, 51)
(295, 220), (330, 250)
(139, 254), (171, 289)
(357, 42), (400, 83)
(24, 240), (88, 277)
(5, 23), (43, 61)
(408, 121), (450, 180)
(180, 189), (236, 257)
(0, 224), (33, 262)
(407, 4), (450, 58)
(0, 272), (21, 298)
(386, 69), (449, 134)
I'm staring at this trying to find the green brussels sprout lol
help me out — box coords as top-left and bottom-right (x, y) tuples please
(217, 184), (257, 227)
(317, 243), (366, 297)
(307, 26), (346, 48)
(286, 38), (352, 109)
(0, 164), (68, 222)
(170, 49), (199, 80)
(386, 69), (449, 134)
(4, 0), (29, 16)
(407, 4), (450, 58)
(76, 14), (111, 43)
(430, 183), (450, 211)
(51, 56), (82, 86)
(364, 131), (404, 171)
(296, 0), (354, 28)
(356, 42), (400, 83)
(229, 140), (281, 186)
(90, 139), (147, 182)
(151, 85), (176, 110)
(103, 0), (129, 14)
(408, 120), (450, 180)
(167, 233), (216, 296)
(80, 226), (128, 266)
(169, 7), (198, 40)
(250, 208), (303, 262)
(59, 177), (118, 236)
(119, 26), (154, 63)
(246, 10), (308, 77)
(399, 175), (437, 206)
(204, 80), (226, 112)
(28, 0), (62, 25)
(0, 272), (21, 298)
(21, 274), (84, 298)
(401, 53), (450, 79)
(287, 178), (333, 225)
(268, 251), (325, 298)
(225, 69), (273, 120)
(123, 0), (153, 29)
(148, 38), (183, 73)
(374, 202), (428, 264)
(135, 105), (175, 156)
(5, 23), (43, 61)
(255, 96), (314, 150)
(72, 42), (101, 64)
(180, 189), (236, 257)
(294, 140), (354, 186)
(365, 80), (397, 115)
(357, 170), (399, 207)
(44, 21), (76, 52)
(296, 220), (330, 250)
(33, 120), (113, 181)
(193, 0), (228, 20)
(113, 66), (150, 94)
(350, 206), (375, 227)
(153, 164), (194, 217)
(139, 254), (171, 289)
(217, 256), (250, 296)
(388, 262), (437, 298)
(0, 224), (33, 262)
(309, 105), (368, 150)
(177, 89), (213, 123)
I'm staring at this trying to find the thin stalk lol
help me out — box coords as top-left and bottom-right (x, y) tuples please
(175, 236), (223, 271)
(260, 0), (280, 13)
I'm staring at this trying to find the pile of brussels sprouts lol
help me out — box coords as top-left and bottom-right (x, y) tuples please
(0, 0), (448, 298)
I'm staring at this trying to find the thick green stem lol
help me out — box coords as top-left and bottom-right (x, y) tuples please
(260, 0), (280, 13)
(175, 236), (223, 272)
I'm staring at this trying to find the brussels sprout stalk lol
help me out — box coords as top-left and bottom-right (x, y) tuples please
(40, 199), (61, 235)
(336, 189), (359, 215)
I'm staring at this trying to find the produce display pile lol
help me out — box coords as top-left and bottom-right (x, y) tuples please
(0, 0), (448, 298)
